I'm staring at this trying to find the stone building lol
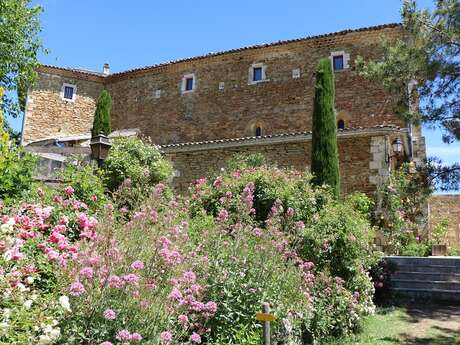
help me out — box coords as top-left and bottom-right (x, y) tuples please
(22, 23), (426, 195)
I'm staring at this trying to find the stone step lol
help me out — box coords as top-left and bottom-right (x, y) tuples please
(386, 256), (460, 267)
(392, 271), (460, 282)
(394, 264), (460, 274)
(391, 279), (460, 291)
(391, 287), (460, 302)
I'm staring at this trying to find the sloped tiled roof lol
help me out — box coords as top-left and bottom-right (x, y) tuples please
(39, 23), (401, 80)
(160, 125), (405, 152)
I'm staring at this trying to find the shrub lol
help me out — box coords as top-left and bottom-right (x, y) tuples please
(58, 158), (107, 210)
(102, 137), (173, 208)
(0, 132), (38, 206)
(373, 164), (432, 255)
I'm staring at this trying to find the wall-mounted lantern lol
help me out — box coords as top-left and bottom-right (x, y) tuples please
(90, 134), (112, 166)
(392, 138), (403, 156)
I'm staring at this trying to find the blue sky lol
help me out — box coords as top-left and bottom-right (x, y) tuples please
(8, 0), (459, 169)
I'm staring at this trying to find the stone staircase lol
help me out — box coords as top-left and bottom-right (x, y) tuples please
(387, 256), (460, 302)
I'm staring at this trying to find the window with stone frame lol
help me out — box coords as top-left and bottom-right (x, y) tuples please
(61, 83), (77, 102)
(181, 73), (196, 93)
(248, 63), (267, 85)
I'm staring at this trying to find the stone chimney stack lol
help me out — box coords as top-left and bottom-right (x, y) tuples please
(102, 63), (110, 76)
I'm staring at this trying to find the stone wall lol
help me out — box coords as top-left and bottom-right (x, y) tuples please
(23, 69), (104, 145)
(23, 24), (406, 146)
(163, 130), (399, 194)
(429, 195), (460, 245)
(107, 25), (404, 145)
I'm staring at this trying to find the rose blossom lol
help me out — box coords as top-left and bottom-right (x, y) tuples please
(69, 281), (85, 296)
(190, 332), (202, 343)
(130, 260), (144, 270)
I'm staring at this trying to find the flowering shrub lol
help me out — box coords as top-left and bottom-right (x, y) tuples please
(1, 155), (378, 344)
(102, 137), (172, 211)
(0, 186), (98, 344)
(373, 164), (432, 255)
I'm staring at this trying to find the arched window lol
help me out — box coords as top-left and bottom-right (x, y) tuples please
(337, 119), (345, 130)
(255, 127), (262, 137)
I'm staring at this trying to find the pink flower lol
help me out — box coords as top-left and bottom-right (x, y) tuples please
(79, 267), (94, 279)
(190, 332), (202, 343)
(182, 271), (196, 283)
(168, 287), (182, 301)
(217, 209), (229, 222)
(123, 273), (140, 286)
(253, 228), (263, 237)
(100, 342), (113, 345)
(116, 329), (131, 341)
(91, 194), (98, 202)
(103, 309), (116, 320)
(108, 275), (125, 289)
(69, 281), (86, 296)
(131, 333), (142, 342)
(178, 314), (188, 326)
(147, 279), (157, 290)
(213, 177), (223, 189)
(286, 207), (295, 217)
(160, 331), (173, 344)
(205, 301), (218, 314)
(64, 186), (75, 196)
(131, 260), (144, 270)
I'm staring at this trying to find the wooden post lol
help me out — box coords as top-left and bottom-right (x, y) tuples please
(256, 302), (275, 345)
(262, 302), (271, 345)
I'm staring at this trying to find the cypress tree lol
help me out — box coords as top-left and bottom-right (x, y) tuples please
(91, 89), (112, 136)
(311, 58), (340, 197)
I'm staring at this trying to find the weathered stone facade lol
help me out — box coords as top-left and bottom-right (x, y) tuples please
(429, 195), (460, 245)
(23, 24), (405, 146)
(22, 23), (426, 196)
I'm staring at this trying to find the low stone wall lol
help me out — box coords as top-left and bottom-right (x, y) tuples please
(429, 195), (460, 245)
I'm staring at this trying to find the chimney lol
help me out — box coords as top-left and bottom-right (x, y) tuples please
(102, 63), (110, 76)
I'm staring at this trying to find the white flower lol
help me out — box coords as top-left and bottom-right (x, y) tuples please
(0, 224), (13, 234)
(23, 300), (33, 309)
(49, 327), (60, 340)
(58, 296), (71, 312)
(38, 334), (52, 344)
(17, 283), (26, 292)
(25, 276), (34, 285)
(6, 218), (15, 226)
(2, 308), (11, 319)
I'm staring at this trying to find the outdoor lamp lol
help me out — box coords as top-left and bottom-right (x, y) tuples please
(392, 138), (403, 155)
(90, 134), (112, 166)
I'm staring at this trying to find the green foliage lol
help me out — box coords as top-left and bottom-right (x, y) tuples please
(59, 158), (107, 209)
(373, 163), (433, 255)
(311, 58), (340, 197)
(0, 133), (37, 205)
(431, 218), (450, 244)
(0, 0), (46, 118)
(400, 241), (431, 256)
(297, 195), (376, 284)
(103, 137), (172, 191)
(226, 152), (267, 171)
(91, 89), (112, 136)
(191, 164), (331, 225)
(356, 0), (460, 143)
(102, 137), (172, 209)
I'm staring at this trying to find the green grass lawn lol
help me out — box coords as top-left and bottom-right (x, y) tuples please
(333, 304), (460, 345)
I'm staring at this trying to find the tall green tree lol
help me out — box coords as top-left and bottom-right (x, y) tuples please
(311, 58), (340, 197)
(356, 0), (460, 190)
(0, 0), (45, 119)
(91, 89), (112, 136)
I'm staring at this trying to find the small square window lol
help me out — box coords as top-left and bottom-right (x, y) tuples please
(63, 86), (74, 100)
(253, 67), (263, 82)
(185, 77), (194, 91)
(333, 55), (344, 71)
